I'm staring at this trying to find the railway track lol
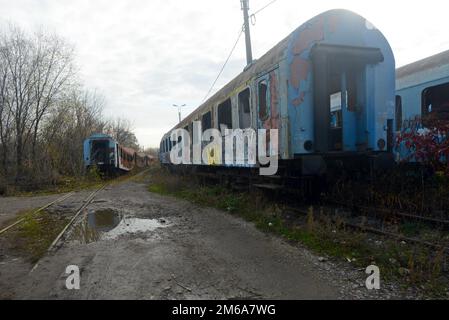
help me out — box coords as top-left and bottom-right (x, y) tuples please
(0, 191), (76, 236)
(0, 185), (107, 273)
(326, 200), (449, 229)
(30, 184), (106, 273)
(1, 169), (151, 273)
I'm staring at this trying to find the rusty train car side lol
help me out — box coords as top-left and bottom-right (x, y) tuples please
(395, 50), (449, 164)
(84, 134), (151, 174)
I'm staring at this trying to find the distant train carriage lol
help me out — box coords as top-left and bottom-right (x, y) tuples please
(395, 50), (449, 163)
(396, 49), (449, 128)
(160, 9), (396, 181)
(135, 152), (155, 168)
(84, 133), (146, 173)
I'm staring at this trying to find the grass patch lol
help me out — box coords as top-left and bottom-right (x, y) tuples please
(4, 176), (103, 197)
(7, 209), (70, 263)
(147, 167), (448, 298)
(3, 166), (151, 197)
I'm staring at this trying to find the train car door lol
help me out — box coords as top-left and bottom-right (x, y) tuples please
(324, 63), (359, 152)
(256, 69), (280, 156)
(312, 44), (383, 153)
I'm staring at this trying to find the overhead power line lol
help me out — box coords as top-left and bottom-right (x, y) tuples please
(201, 26), (244, 103)
(201, 0), (280, 104)
(250, 0), (279, 25)
(252, 0), (279, 16)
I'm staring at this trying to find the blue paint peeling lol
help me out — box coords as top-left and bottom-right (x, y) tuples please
(283, 9), (395, 155)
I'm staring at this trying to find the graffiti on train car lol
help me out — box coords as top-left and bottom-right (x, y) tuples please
(168, 122), (279, 176)
(396, 116), (449, 174)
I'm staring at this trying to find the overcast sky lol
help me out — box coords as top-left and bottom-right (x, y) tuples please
(1, 0), (448, 148)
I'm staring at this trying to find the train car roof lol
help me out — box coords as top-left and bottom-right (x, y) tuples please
(397, 49), (449, 79)
(163, 37), (289, 137)
(161, 34), (287, 140)
(121, 146), (137, 155)
(162, 9), (392, 140)
(87, 133), (114, 140)
(396, 49), (449, 91)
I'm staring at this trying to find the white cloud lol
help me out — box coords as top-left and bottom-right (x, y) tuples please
(1, 0), (448, 147)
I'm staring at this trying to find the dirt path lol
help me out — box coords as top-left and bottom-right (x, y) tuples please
(2, 176), (402, 300)
(0, 194), (67, 228)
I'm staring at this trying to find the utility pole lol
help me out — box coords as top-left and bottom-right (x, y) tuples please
(172, 104), (186, 123)
(241, 0), (253, 66)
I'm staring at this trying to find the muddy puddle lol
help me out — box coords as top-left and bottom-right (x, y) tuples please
(88, 209), (121, 232)
(71, 209), (169, 243)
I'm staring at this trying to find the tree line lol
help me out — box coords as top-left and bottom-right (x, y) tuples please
(0, 24), (140, 192)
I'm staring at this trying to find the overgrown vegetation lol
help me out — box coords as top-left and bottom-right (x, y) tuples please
(147, 167), (448, 298)
(327, 168), (449, 220)
(5, 209), (70, 263)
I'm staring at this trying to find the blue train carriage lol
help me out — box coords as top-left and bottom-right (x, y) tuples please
(84, 133), (136, 173)
(161, 9), (396, 177)
(395, 50), (449, 164)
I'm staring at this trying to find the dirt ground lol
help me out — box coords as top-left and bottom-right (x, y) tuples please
(0, 175), (408, 300)
(0, 194), (66, 228)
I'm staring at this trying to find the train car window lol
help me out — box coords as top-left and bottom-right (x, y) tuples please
(202, 111), (212, 131)
(238, 88), (251, 129)
(258, 81), (268, 121)
(395, 95), (403, 131)
(422, 82), (449, 124)
(330, 92), (343, 129)
(218, 99), (233, 133)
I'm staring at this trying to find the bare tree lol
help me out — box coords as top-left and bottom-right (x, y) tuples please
(0, 25), (76, 182)
(0, 23), (141, 190)
(105, 117), (139, 150)
(0, 55), (13, 176)
(42, 89), (107, 176)
(30, 30), (75, 162)
(0, 26), (38, 181)
(144, 147), (159, 158)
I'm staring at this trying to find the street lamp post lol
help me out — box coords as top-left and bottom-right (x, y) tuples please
(172, 104), (186, 123)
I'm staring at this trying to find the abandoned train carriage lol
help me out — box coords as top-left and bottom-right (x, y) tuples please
(396, 49), (449, 126)
(395, 50), (449, 164)
(160, 9), (396, 177)
(84, 134), (142, 173)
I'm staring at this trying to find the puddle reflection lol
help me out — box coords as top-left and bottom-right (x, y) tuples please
(72, 209), (169, 243)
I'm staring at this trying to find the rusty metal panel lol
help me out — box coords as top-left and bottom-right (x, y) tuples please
(285, 9), (395, 155)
